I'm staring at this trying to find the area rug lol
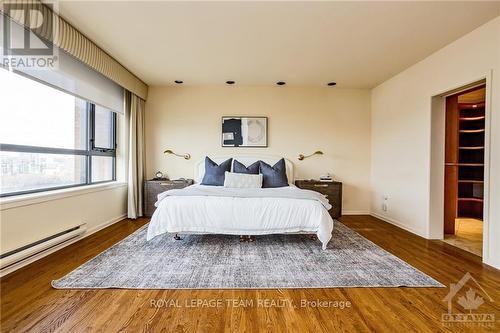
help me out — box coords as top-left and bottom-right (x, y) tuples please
(52, 221), (443, 289)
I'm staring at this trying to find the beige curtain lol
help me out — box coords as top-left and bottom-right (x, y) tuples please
(126, 91), (146, 218)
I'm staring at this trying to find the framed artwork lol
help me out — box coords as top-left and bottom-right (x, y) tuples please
(221, 117), (268, 147)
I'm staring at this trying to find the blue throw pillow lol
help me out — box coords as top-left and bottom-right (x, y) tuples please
(201, 157), (233, 186)
(259, 159), (289, 188)
(233, 160), (260, 174)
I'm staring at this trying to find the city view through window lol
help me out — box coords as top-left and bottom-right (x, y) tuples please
(0, 68), (115, 196)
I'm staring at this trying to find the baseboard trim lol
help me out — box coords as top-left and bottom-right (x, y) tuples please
(342, 210), (370, 215)
(0, 214), (127, 277)
(483, 257), (500, 270)
(86, 214), (127, 235)
(370, 212), (426, 238)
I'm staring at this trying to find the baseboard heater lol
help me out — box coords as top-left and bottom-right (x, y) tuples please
(0, 224), (87, 271)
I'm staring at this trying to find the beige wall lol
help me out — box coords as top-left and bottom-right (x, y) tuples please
(371, 16), (500, 268)
(145, 86), (371, 214)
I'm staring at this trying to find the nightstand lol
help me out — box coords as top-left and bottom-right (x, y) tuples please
(144, 179), (194, 217)
(295, 180), (342, 219)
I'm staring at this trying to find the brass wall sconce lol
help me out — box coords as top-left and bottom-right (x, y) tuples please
(164, 149), (191, 160)
(298, 151), (323, 161)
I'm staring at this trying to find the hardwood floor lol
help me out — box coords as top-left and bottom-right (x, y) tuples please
(1, 215), (499, 332)
(443, 218), (483, 256)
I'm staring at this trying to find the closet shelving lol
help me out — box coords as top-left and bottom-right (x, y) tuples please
(457, 102), (485, 219)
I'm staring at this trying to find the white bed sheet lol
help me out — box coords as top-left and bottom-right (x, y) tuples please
(147, 188), (334, 249)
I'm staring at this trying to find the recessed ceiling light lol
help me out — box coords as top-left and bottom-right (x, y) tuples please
(327, 82), (337, 86)
(226, 80), (235, 85)
(174, 80), (183, 84)
(276, 81), (286, 86)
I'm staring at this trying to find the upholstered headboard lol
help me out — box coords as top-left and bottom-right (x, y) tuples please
(194, 155), (294, 184)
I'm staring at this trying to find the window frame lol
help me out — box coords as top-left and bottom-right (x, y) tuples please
(0, 102), (117, 197)
(88, 103), (117, 184)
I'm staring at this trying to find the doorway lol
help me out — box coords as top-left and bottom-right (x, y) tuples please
(443, 85), (486, 256)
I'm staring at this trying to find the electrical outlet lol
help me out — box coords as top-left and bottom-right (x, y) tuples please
(382, 195), (388, 211)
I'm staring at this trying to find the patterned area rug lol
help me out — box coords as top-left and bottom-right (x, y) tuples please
(52, 221), (443, 289)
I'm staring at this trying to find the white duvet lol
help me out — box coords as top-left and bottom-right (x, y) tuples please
(147, 185), (334, 249)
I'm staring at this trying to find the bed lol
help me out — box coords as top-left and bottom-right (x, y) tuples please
(146, 156), (334, 249)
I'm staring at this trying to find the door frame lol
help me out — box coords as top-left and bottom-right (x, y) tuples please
(428, 71), (492, 262)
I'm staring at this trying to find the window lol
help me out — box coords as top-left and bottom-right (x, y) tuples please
(0, 68), (116, 197)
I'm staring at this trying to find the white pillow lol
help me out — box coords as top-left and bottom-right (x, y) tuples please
(223, 171), (263, 188)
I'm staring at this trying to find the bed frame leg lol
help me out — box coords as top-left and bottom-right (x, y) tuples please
(239, 235), (255, 242)
(174, 233), (182, 240)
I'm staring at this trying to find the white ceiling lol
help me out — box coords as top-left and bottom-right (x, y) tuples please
(58, 1), (500, 88)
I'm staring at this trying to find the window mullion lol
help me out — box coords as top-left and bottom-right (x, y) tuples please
(112, 110), (117, 181)
(87, 102), (93, 185)
(0, 144), (88, 156)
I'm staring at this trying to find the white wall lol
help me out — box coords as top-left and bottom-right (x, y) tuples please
(145, 86), (372, 214)
(370, 17), (500, 268)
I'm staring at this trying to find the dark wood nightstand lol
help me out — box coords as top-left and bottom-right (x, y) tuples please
(144, 179), (194, 217)
(295, 180), (342, 219)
